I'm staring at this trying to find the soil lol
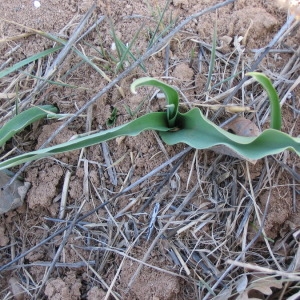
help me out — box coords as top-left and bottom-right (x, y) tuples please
(0, 0), (299, 299)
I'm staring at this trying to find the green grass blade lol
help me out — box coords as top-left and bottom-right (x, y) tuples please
(106, 107), (118, 126)
(123, 96), (146, 117)
(0, 105), (59, 147)
(113, 26), (146, 73)
(247, 72), (282, 130)
(26, 28), (114, 85)
(0, 46), (63, 79)
(147, 0), (171, 48)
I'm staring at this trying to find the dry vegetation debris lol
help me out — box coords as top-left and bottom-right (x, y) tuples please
(0, 0), (299, 299)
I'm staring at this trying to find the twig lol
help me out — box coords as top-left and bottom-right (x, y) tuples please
(59, 169), (71, 219)
(226, 260), (300, 281)
(5, 261), (96, 269)
(137, 149), (189, 213)
(71, 245), (120, 300)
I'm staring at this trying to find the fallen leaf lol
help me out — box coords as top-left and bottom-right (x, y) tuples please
(210, 117), (260, 163)
(248, 278), (282, 295)
(236, 275), (282, 300)
(223, 117), (260, 137)
(236, 291), (261, 300)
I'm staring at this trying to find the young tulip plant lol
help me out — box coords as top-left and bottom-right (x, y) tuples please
(0, 72), (299, 170)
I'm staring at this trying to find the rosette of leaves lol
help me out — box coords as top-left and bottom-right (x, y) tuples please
(0, 73), (298, 169)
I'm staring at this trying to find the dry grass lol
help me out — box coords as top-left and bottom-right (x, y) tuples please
(0, 1), (300, 299)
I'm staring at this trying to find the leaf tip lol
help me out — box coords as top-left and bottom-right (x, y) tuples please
(130, 85), (138, 95)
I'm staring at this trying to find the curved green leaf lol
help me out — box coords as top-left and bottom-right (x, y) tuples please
(131, 77), (179, 127)
(0, 105), (59, 147)
(160, 108), (299, 159)
(247, 72), (281, 130)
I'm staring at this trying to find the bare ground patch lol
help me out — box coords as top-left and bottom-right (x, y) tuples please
(0, 0), (299, 299)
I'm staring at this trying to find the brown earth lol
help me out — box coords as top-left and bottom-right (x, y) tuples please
(0, 0), (299, 299)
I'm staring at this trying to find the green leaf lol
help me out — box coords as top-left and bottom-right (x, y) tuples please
(0, 112), (169, 169)
(0, 105), (59, 147)
(106, 107), (118, 126)
(246, 72), (281, 130)
(0, 75), (298, 170)
(160, 108), (299, 159)
(131, 77), (179, 127)
(0, 46), (63, 79)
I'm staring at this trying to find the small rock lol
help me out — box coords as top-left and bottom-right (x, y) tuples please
(0, 171), (30, 214)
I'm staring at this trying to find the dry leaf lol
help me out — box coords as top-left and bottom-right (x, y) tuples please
(236, 276), (282, 300)
(210, 117), (260, 163)
(223, 117), (260, 137)
(248, 278), (282, 295)
(225, 105), (255, 113)
(219, 35), (233, 45)
(116, 135), (126, 145)
(237, 291), (261, 300)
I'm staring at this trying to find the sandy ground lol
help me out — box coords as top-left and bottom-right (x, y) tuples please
(0, 0), (299, 299)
